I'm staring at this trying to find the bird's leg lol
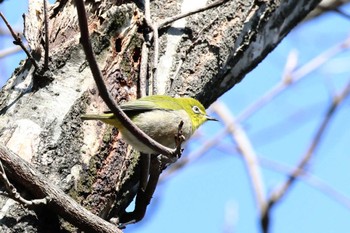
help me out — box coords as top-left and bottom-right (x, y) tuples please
(174, 120), (185, 159)
(156, 121), (185, 164)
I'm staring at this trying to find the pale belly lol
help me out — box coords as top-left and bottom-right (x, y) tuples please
(119, 110), (192, 154)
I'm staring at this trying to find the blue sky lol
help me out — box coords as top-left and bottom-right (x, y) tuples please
(1, 2), (350, 233)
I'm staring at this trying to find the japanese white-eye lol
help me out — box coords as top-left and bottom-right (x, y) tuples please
(81, 95), (216, 154)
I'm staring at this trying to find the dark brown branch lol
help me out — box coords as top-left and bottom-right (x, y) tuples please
(0, 144), (121, 233)
(0, 160), (48, 206)
(0, 12), (39, 70)
(119, 121), (184, 225)
(316, 4), (350, 20)
(43, 0), (49, 70)
(330, 8), (350, 20)
(236, 37), (350, 122)
(74, 0), (180, 157)
(119, 156), (163, 226)
(258, 156), (350, 209)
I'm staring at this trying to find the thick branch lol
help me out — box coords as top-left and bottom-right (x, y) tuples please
(0, 144), (121, 233)
(0, 161), (48, 206)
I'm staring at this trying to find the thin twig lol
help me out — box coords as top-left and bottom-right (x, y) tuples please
(119, 120), (181, 224)
(0, 160), (48, 206)
(43, 0), (49, 70)
(213, 141), (350, 211)
(164, 135), (350, 211)
(236, 36), (350, 123)
(0, 12), (39, 70)
(268, 81), (350, 203)
(139, 153), (151, 192)
(157, 0), (229, 29)
(0, 46), (23, 58)
(74, 0), (180, 157)
(318, 5), (350, 20)
(212, 101), (267, 214)
(258, 156), (350, 210)
(262, 80), (350, 231)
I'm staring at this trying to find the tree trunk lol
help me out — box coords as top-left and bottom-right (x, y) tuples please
(0, 0), (321, 232)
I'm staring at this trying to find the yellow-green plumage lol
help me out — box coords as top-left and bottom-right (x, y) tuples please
(81, 95), (214, 154)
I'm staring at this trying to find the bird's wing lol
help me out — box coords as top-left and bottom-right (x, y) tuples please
(120, 100), (161, 112)
(103, 100), (163, 115)
(103, 96), (184, 114)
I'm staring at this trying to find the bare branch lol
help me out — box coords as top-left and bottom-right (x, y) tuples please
(262, 80), (350, 231)
(236, 36), (350, 122)
(0, 144), (121, 233)
(0, 46), (23, 58)
(0, 160), (48, 206)
(43, 0), (49, 70)
(212, 101), (267, 214)
(259, 156), (350, 210)
(0, 12), (39, 70)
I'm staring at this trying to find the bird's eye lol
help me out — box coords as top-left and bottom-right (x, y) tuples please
(192, 106), (201, 114)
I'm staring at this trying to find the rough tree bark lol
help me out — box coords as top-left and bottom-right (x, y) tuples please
(0, 0), (321, 232)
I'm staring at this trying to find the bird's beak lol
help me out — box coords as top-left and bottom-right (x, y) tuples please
(206, 115), (218, 121)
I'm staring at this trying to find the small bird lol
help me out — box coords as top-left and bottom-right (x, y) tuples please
(81, 95), (216, 154)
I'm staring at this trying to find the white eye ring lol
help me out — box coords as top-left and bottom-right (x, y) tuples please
(192, 106), (201, 114)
